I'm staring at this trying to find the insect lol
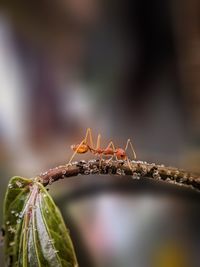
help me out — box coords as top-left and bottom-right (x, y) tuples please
(68, 128), (136, 169)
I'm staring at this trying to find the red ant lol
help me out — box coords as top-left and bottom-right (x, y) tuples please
(68, 128), (136, 169)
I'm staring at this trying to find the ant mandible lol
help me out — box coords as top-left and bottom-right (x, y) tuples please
(68, 128), (136, 170)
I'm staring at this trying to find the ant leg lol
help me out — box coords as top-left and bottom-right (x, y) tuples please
(99, 153), (103, 168)
(123, 139), (136, 173)
(95, 134), (102, 163)
(105, 141), (116, 150)
(96, 134), (101, 150)
(95, 134), (103, 165)
(126, 156), (133, 172)
(67, 139), (85, 165)
(84, 128), (94, 150)
(125, 139), (137, 160)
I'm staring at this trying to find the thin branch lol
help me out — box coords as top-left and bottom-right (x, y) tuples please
(38, 159), (200, 192)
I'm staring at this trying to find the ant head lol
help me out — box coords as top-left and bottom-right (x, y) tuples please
(71, 143), (88, 153)
(115, 148), (126, 160)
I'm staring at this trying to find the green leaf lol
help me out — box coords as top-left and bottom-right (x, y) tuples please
(3, 176), (78, 267)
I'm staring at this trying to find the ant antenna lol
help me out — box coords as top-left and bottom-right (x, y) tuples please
(85, 128), (94, 149)
(68, 128), (95, 164)
(68, 139), (85, 165)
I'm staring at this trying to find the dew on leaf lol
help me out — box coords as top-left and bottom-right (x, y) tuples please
(15, 181), (23, 188)
(9, 241), (15, 246)
(18, 212), (23, 219)
(8, 226), (16, 234)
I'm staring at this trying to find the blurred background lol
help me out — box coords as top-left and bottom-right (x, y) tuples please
(0, 0), (200, 266)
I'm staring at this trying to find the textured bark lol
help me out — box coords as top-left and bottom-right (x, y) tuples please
(37, 159), (200, 192)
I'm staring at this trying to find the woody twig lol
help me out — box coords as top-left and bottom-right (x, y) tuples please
(38, 159), (200, 192)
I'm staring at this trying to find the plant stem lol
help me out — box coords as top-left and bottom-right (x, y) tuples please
(37, 159), (200, 192)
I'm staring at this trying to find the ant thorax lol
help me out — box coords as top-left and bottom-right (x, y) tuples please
(103, 148), (114, 155)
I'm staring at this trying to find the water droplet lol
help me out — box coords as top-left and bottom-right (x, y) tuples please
(9, 241), (15, 246)
(18, 212), (23, 219)
(182, 174), (188, 181)
(140, 166), (147, 176)
(8, 226), (16, 234)
(8, 183), (13, 189)
(132, 172), (140, 179)
(153, 170), (160, 180)
(15, 181), (23, 188)
(49, 177), (54, 185)
(117, 168), (125, 175)
(116, 168), (122, 175)
(167, 170), (171, 176)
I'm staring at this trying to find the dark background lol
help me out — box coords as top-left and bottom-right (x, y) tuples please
(0, 0), (200, 266)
